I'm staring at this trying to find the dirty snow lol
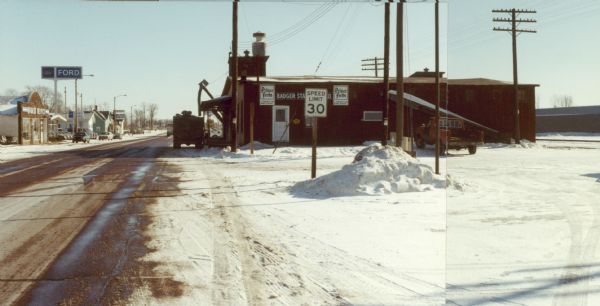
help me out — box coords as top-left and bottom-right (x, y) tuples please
(294, 145), (446, 196)
(3, 132), (599, 305)
(0, 130), (166, 164)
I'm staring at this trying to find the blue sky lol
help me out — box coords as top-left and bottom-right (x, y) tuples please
(0, 0), (598, 119)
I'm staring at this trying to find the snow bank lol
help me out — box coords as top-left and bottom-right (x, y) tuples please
(293, 145), (446, 197)
(239, 141), (273, 150)
(485, 139), (541, 149)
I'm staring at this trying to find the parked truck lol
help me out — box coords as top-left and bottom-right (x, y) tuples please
(172, 111), (204, 149)
(415, 116), (484, 155)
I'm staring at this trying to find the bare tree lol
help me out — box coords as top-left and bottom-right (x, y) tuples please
(101, 101), (110, 112)
(552, 95), (574, 108)
(22, 85), (65, 113)
(134, 108), (145, 132)
(3, 88), (20, 96)
(147, 103), (159, 130)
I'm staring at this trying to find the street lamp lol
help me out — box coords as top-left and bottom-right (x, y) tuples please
(113, 94), (127, 135)
(74, 74), (94, 132)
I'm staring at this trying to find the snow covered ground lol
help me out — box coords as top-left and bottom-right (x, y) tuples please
(446, 138), (600, 305)
(0, 130), (166, 164)
(537, 132), (600, 141)
(3, 131), (599, 305)
(141, 134), (599, 305)
(137, 144), (447, 305)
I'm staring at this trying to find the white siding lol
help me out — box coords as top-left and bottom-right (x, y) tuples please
(0, 115), (18, 137)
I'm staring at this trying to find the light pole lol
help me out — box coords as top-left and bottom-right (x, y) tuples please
(130, 105), (136, 135)
(74, 74), (94, 132)
(113, 94), (127, 135)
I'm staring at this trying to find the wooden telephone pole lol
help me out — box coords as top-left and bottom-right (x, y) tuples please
(231, 0), (239, 152)
(493, 8), (536, 144)
(383, 2), (390, 146)
(434, 0), (440, 174)
(396, 0), (404, 149)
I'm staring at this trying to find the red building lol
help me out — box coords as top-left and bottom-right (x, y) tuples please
(209, 72), (537, 146)
(204, 36), (537, 146)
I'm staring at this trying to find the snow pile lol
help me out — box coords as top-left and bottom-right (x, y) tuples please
(293, 145), (446, 197)
(240, 141), (273, 150)
(485, 140), (541, 149)
(513, 139), (539, 149)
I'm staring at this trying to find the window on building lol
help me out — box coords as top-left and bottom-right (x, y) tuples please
(362, 111), (383, 122)
(275, 109), (286, 122)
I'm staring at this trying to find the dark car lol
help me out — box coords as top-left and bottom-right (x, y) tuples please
(73, 132), (91, 143)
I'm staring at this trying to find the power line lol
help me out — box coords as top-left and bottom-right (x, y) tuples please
(238, 2), (338, 48)
(315, 3), (353, 74)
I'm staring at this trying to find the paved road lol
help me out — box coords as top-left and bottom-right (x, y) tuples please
(0, 136), (180, 305)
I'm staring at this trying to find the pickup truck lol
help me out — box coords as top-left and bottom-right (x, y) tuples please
(415, 117), (484, 155)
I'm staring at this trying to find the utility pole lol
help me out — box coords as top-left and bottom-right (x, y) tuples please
(74, 79), (78, 132)
(396, 0), (404, 149)
(493, 8), (536, 144)
(382, 2), (390, 146)
(231, 0), (239, 152)
(80, 92), (83, 130)
(53, 79), (58, 115)
(361, 57), (388, 77)
(434, 0), (440, 175)
(64, 86), (67, 129)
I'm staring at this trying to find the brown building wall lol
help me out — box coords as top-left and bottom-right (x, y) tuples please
(237, 80), (534, 145)
(241, 81), (447, 146)
(446, 85), (537, 142)
(537, 115), (600, 133)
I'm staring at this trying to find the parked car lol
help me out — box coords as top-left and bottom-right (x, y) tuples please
(73, 131), (91, 143)
(98, 132), (114, 141)
(415, 116), (484, 155)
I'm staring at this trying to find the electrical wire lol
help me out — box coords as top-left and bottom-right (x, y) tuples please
(238, 2), (337, 49)
(314, 3), (352, 74)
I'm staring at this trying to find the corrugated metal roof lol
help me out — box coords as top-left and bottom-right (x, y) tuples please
(389, 90), (498, 134)
(200, 95), (232, 111)
(246, 76), (448, 84)
(0, 104), (17, 115)
(243, 76), (537, 86)
(536, 105), (600, 116)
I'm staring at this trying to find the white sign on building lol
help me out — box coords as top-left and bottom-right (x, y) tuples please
(333, 85), (349, 106)
(305, 88), (327, 118)
(260, 84), (275, 105)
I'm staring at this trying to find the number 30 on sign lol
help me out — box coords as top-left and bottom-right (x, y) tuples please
(304, 88), (327, 118)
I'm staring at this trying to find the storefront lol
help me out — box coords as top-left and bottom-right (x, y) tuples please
(17, 92), (50, 145)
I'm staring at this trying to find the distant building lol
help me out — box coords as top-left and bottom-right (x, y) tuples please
(0, 92), (50, 144)
(536, 106), (600, 133)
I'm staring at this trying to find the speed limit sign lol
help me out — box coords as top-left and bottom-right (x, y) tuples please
(305, 88), (327, 118)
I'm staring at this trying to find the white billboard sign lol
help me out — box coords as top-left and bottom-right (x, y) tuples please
(305, 88), (327, 118)
(333, 85), (349, 106)
(260, 84), (275, 105)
